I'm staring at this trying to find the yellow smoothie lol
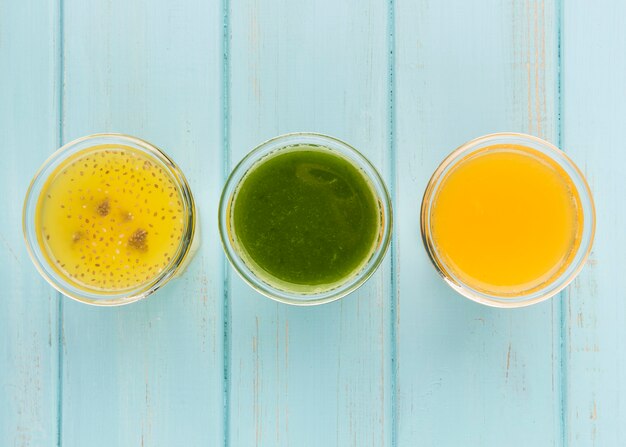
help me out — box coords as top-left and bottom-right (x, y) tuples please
(36, 145), (185, 291)
(430, 144), (583, 295)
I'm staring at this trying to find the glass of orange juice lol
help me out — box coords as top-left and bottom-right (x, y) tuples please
(421, 133), (595, 307)
(23, 134), (197, 306)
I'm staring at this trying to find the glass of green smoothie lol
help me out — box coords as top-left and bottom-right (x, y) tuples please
(219, 133), (392, 305)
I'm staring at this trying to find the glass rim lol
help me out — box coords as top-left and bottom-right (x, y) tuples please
(420, 132), (596, 308)
(219, 132), (393, 306)
(22, 133), (197, 306)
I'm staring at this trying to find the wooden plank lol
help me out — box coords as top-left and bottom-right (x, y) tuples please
(395, 1), (563, 445)
(227, 0), (392, 445)
(59, 1), (225, 445)
(562, 1), (626, 445)
(0, 0), (61, 445)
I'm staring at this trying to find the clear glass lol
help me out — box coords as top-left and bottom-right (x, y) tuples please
(23, 133), (198, 306)
(219, 132), (392, 305)
(421, 132), (596, 308)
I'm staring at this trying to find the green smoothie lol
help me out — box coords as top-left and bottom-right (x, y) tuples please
(231, 146), (381, 289)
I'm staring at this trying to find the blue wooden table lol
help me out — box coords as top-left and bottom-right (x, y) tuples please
(1, 0), (623, 445)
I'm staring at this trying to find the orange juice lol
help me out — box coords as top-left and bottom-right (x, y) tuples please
(429, 144), (583, 295)
(36, 145), (186, 291)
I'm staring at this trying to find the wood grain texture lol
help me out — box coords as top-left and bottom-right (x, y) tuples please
(58, 0), (225, 445)
(0, 1), (61, 445)
(562, 1), (626, 445)
(394, 1), (563, 445)
(227, 0), (392, 445)
(2, 0), (625, 445)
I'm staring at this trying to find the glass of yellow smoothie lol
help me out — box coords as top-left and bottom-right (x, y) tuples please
(421, 133), (595, 307)
(23, 134), (197, 305)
